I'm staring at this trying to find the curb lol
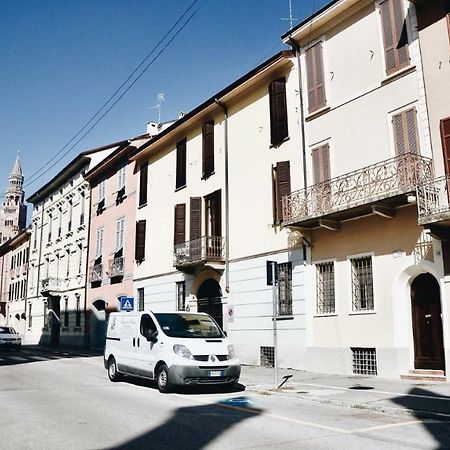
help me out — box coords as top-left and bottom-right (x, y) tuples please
(243, 384), (450, 421)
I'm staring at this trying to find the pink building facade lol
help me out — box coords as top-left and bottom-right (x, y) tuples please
(85, 136), (149, 348)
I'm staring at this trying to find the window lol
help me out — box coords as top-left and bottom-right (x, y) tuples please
(392, 108), (419, 155)
(176, 138), (187, 189)
(80, 193), (85, 225)
(47, 213), (52, 242)
(58, 207), (62, 237)
(98, 180), (106, 202)
(139, 162), (148, 206)
(316, 262), (335, 314)
(202, 120), (214, 179)
(312, 144), (331, 184)
(277, 262), (292, 316)
(135, 220), (146, 262)
(33, 223), (38, 249)
(351, 256), (374, 311)
(305, 42), (326, 114)
(28, 303), (32, 328)
(68, 200), (73, 232)
(379, 0), (409, 76)
(116, 218), (125, 251)
(78, 244), (83, 274)
(176, 281), (186, 311)
(269, 77), (289, 146)
(75, 295), (81, 327)
(66, 249), (70, 278)
(117, 164), (126, 192)
(174, 204), (186, 245)
(352, 348), (377, 375)
(64, 297), (69, 327)
(138, 288), (145, 312)
(272, 161), (291, 223)
(441, 117), (450, 176)
(95, 228), (104, 259)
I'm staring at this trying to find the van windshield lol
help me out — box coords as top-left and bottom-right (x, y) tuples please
(154, 313), (223, 339)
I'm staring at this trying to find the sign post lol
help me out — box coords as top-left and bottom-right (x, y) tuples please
(267, 260), (278, 388)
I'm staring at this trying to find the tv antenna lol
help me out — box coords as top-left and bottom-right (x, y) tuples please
(281, 0), (298, 30)
(146, 93), (165, 124)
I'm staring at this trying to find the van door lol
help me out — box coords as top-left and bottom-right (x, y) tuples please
(134, 313), (160, 378)
(114, 314), (138, 374)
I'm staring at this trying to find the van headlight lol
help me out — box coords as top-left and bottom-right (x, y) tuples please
(173, 344), (194, 360)
(227, 344), (236, 360)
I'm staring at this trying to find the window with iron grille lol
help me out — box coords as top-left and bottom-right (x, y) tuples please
(176, 281), (186, 311)
(316, 261), (335, 314)
(260, 346), (275, 367)
(351, 256), (374, 311)
(28, 303), (32, 328)
(137, 288), (145, 312)
(352, 347), (377, 375)
(277, 262), (292, 316)
(43, 302), (48, 329)
(64, 297), (69, 327)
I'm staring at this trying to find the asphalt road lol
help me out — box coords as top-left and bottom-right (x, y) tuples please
(0, 348), (449, 449)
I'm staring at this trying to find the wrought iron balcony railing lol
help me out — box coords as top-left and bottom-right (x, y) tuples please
(41, 277), (62, 294)
(417, 175), (450, 225)
(108, 257), (124, 278)
(174, 236), (226, 267)
(282, 152), (433, 226)
(89, 264), (103, 283)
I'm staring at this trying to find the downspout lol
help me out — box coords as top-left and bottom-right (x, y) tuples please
(288, 37), (309, 262)
(36, 199), (45, 327)
(214, 98), (230, 293)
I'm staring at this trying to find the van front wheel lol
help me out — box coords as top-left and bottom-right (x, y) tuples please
(156, 364), (171, 393)
(108, 357), (122, 382)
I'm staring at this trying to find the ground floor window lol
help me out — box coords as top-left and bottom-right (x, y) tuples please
(316, 261), (335, 314)
(176, 282), (186, 311)
(137, 288), (145, 312)
(351, 256), (374, 311)
(277, 262), (292, 316)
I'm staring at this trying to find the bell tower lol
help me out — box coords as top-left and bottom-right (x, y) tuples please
(0, 151), (27, 243)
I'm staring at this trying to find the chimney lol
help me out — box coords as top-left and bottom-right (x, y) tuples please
(147, 121), (159, 135)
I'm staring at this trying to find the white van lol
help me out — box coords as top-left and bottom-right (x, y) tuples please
(104, 311), (241, 392)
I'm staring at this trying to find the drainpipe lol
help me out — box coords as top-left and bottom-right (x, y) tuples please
(83, 183), (92, 349)
(288, 38), (309, 263)
(214, 98), (230, 293)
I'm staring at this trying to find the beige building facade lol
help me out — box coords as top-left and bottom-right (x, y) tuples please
(282, 0), (448, 378)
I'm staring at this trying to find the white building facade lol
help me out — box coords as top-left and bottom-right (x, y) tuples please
(132, 51), (308, 368)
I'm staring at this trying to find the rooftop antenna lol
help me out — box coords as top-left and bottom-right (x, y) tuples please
(146, 93), (165, 124)
(281, 0), (298, 29)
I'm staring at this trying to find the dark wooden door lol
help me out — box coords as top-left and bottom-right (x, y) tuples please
(411, 273), (445, 370)
(197, 279), (223, 330)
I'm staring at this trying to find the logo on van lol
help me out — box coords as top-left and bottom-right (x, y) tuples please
(210, 355), (216, 362)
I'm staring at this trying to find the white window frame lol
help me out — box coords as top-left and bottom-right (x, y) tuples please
(117, 164), (126, 192)
(98, 180), (106, 203)
(115, 218), (125, 252)
(314, 258), (337, 317)
(95, 227), (104, 259)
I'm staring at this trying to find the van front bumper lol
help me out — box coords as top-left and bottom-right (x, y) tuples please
(169, 364), (241, 386)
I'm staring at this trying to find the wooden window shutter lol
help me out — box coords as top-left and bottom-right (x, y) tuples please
(441, 117), (450, 176)
(312, 144), (330, 184)
(190, 197), (202, 241)
(306, 43), (326, 114)
(202, 121), (214, 178)
(380, 0), (409, 76)
(176, 138), (187, 189)
(274, 161), (291, 223)
(139, 162), (148, 206)
(269, 78), (289, 146)
(135, 220), (146, 261)
(174, 204), (186, 245)
(393, 108), (419, 155)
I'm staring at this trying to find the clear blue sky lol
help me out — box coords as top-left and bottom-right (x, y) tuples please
(0, 0), (329, 212)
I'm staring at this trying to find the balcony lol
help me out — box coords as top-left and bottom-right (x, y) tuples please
(89, 264), (103, 283)
(41, 278), (63, 296)
(174, 236), (226, 270)
(417, 175), (450, 227)
(108, 257), (124, 278)
(282, 153), (433, 229)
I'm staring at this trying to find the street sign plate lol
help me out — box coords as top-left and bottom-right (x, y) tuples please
(120, 297), (134, 312)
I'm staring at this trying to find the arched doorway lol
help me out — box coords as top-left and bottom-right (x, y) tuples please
(91, 299), (106, 349)
(411, 273), (445, 371)
(197, 279), (223, 330)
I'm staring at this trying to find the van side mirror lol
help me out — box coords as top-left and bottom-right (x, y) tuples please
(147, 330), (158, 343)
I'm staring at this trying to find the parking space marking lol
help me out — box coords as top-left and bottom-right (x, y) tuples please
(353, 419), (425, 434)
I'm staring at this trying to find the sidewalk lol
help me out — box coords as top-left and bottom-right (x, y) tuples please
(240, 365), (450, 420)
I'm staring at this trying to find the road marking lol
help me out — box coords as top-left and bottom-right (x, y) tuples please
(353, 419), (423, 433)
(296, 382), (450, 402)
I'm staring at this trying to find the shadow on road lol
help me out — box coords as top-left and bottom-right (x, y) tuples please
(109, 400), (262, 450)
(0, 345), (102, 367)
(392, 387), (450, 448)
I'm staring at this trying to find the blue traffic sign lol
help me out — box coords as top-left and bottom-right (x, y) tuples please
(120, 297), (134, 312)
